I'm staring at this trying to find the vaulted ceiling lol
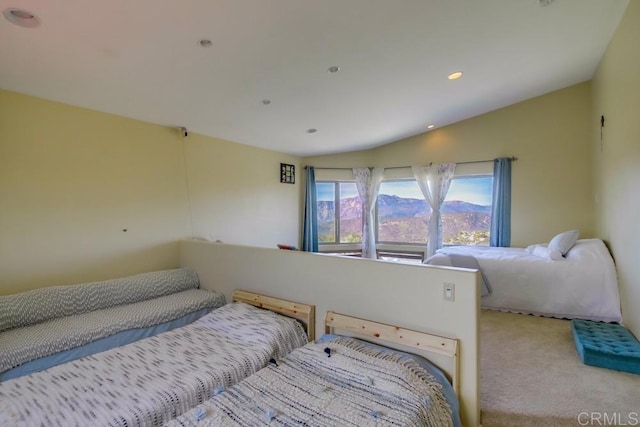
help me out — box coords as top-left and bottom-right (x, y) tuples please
(0, 0), (629, 156)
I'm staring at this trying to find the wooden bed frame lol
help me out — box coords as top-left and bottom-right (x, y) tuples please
(182, 241), (479, 425)
(325, 311), (459, 395)
(232, 289), (316, 341)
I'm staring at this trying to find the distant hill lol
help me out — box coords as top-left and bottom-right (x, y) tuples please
(318, 195), (490, 221)
(318, 195), (491, 244)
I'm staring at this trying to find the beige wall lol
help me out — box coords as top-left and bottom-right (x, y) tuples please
(0, 90), (300, 294)
(304, 82), (595, 248)
(304, 148), (376, 170)
(0, 90), (189, 294)
(592, 1), (640, 337)
(185, 134), (300, 248)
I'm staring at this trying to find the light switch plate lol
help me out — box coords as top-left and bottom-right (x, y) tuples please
(444, 283), (455, 301)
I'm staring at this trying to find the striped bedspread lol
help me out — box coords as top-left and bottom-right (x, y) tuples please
(0, 289), (225, 375)
(0, 302), (308, 427)
(167, 337), (454, 427)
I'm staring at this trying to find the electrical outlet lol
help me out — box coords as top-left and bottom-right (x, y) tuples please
(443, 283), (455, 301)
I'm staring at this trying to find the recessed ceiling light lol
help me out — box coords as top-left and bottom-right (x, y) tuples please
(427, 125), (435, 129)
(307, 129), (317, 134)
(328, 66), (341, 73)
(448, 71), (463, 80)
(3, 8), (40, 28)
(261, 99), (271, 105)
(198, 39), (213, 48)
(538, 0), (554, 6)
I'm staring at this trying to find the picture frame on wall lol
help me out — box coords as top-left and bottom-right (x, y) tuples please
(280, 163), (295, 184)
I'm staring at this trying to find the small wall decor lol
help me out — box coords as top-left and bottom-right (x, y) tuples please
(280, 163), (295, 184)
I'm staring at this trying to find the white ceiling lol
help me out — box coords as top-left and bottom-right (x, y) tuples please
(0, 0), (629, 157)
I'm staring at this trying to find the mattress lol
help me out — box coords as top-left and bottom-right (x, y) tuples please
(0, 288), (226, 376)
(0, 302), (309, 427)
(167, 335), (460, 427)
(318, 334), (461, 427)
(0, 307), (212, 382)
(428, 239), (622, 322)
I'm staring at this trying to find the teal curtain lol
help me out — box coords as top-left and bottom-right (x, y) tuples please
(302, 166), (318, 252)
(490, 157), (512, 247)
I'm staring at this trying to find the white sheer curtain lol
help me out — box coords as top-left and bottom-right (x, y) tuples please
(412, 163), (456, 257)
(353, 167), (384, 259)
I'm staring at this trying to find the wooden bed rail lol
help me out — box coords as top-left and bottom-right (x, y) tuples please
(325, 311), (459, 395)
(232, 290), (316, 341)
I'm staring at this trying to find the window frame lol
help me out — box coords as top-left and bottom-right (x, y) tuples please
(319, 181), (340, 244)
(316, 180), (362, 251)
(374, 178), (428, 247)
(441, 173), (494, 247)
(315, 172), (493, 257)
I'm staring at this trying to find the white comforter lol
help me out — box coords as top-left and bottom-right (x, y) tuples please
(0, 302), (308, 427)
(431, 239), (622, 322)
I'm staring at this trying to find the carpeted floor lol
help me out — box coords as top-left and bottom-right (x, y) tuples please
(480, 310), (640, 427)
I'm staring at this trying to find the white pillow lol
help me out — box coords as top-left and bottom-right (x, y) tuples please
(548, 230), (580, 256)
(526, 244), (564, 261)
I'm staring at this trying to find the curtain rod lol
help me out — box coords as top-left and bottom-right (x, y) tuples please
(304, 165), (427, 171)
(305, 156), (517, 170)
(457, 156), (518, 165)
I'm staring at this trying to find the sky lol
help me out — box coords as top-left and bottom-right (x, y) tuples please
(317, 177), (493, 206)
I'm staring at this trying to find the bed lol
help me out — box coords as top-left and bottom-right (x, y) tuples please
(425, 237), (622, 323)
(0, 268), (227, 381)
(167, 311), (462, 427)
(0, 291), (313, 426)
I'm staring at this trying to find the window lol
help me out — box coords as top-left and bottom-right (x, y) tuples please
(442, 176), (493, 246)
(375, 176), (493, 247)
(316, 182), (362, 244)
(317, 175), (492, 254)
(376, 180), (428, 244)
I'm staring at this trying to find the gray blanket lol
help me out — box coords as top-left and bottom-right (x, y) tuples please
(0, 268), (201, 332)
(0, 288), (226, 373)
(0, 303), (309, 427)
(168, 337), (453, 427)
(425, 253), (492, 296)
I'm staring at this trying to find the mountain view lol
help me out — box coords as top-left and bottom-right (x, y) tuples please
(318, 194), (491, 245)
